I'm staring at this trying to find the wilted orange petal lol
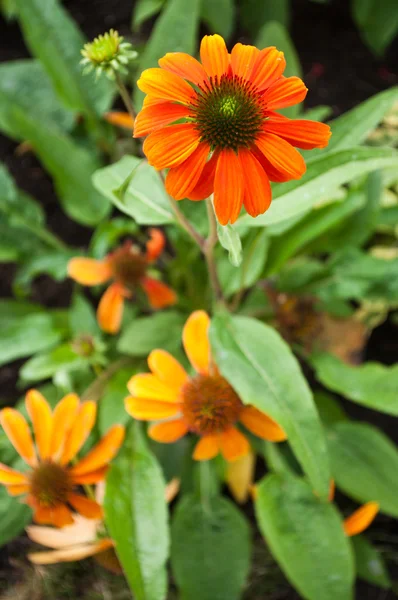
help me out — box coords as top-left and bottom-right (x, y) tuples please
(137, 68), (195, 104)
(145, 228), (166, 262)
(265, 116), (332, 149)
(0, 463), (27, 485)
(104, 111), (135, 130)
(159, 52), (207, 86)
(127, 373), (180, 403)
(125, 397), (181, 420)
(148, 349), (188, 390)
(143, 124), (200, 170)
(28, 539), (114, 565)
(0, 408), (37, 466)
(264, 76), (308, 110)
(226, 451), (255, 503)
(200, 34), (229, 79)
(251, 47), (286, 91)
(60, 401), (97, 466)
(214, 149), (244, 225)
(141, 277), (177, 309)
(240, 406), (287, 441)
(67, 257), (112, 286)
(149, 419), (188, 443)
(50, 393), (80, 459)
(68, 493), (103, 519)
(165, 142), (211, 200)
(193, 434), (220, 461)
(26, 514), (98, 549)
(97, 283), (125, 334)
(165, 478), (180, 503)
(343, 502), (380, 537)
(182, 310), (211, 375)
(187, 151), (219, 201)
(70, 425), (125, 476)
(26, 390), (53, 460)
(220, 427), (250, 462)
(133, 102), (191, 137)
(256, 132), (306, 180)
(230, 43), (259, 80)
(239, 148), (272, 218)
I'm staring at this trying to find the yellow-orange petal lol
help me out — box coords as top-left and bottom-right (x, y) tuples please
(187, 151), (219, 201)
(143, 95), (167, 108)
(226, 451), (255, 504)
(133, 102), (191, 138)
(28, 539), (114, 565)
(343, 502), (380, 537)
(182, 310), (211, 375)
(165, 142), (211, 200)
(125, 397), (181, 420)
(214, 149), (244, 225)
(52, 504), (74, 528)
(256, 132), (306, 180)
(141, 277), (177, 309)
(149, 419), (188, 443)
(60, 401), (97, 466)
(97, 283), (125, 334)
(148, 349), (188, 390)
(193, 434), (220, 461)
(238, 148), (272, 218)
(143, 124), (200, 170)
(67, 257), (112, 286)
(230, 43), (259, 80)
(72, 467), (108, 485)
(0, 408), (37, 466)
(104, 111), (135, 130)
(240, 406), (287, 441)
(251, 47), (286, 91)
(68, 493), (103, 519)
(137, 68), (195, 105)
(25, 389), (53, 460)
(127, 373), (180, 402)
(7, 483), (30, 496)
(70, 425), (125, 476)
(159, 52), (208, 86)
(200, 34), (229, 80)
(0, 463), (27, 485)
(264, 76), (308, 110)
(33, 506), (52, 525)
(220, 427), (250, 462)
(50, 393), (80, 459)
(145, 228), (166, 262)
(265, 116), (332, 149)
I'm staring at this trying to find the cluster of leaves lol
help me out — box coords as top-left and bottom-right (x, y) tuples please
(0, 0), (398, 599)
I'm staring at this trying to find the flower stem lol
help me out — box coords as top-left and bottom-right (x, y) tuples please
(204, 198), (226, 308)
(115, 72), (136, 121)
(167, 192), (206, 248)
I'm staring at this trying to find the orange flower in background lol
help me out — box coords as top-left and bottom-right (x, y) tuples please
(125, 311), (287, 462)
(134, 34), (331, 225)
(0, 390), (125, 527)
(329, 480), (379, 537)
(68, 228), (176, 334)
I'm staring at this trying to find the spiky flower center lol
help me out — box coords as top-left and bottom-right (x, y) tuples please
(181, 374), (243, 435)
(81, 29), (122, 65)
(30, 462), (71, 507)
(110, 244), (147, 290)
(190, 75), (266, 151)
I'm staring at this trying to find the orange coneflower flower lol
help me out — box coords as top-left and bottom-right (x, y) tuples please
(0, 390), (125, 528)
(125, 310), (287, 461)
(133, 34), (331, 225)
(328, 480), (379, 537)
(68, 228), (176, 334)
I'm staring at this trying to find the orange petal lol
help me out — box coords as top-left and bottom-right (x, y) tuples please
(125, 397), (181, 420)
(97, 283), (125, 334)
(141, 277), (177, 309)
(230, 43), (259, 80)
(145, 228), (166, 262)
(68, 493), (103, 519)
(159, 52), (208, 86)
(220, 427), (250, 462)
(265, 117), (332, 149)
(50, 393), (80, 459)
(143, 95), (167, 108)
(200, 34), (229, 79)
(67, 257), (112, 286)
(226, 451), (255, 503)
(72, 466), (108, 484)
(238, 148), (272, 218)
(165, 142), (211, 200)
(28, 539), (114, 565)
(127, 373), (180, 402)
(329, 479), (335, 502)
(33, 506), (52, 525)
(343, 502), (380, 537)
(264, 76), (308, 110)
(214, 149), (244, 225)
(256, 132), (306, 180)
(26, 390), (53, 460)
(240, 406), (287, 441)
(0, 463), (27, 485)
(60, 401), (97, 466)
(52, 504), (74, 528)
(251, 145), (292, 183)
(143, 124), (200, 170)
(149, 419), (188, 443)
(251, 47), (286, 91)
(0, 408), (37, 466)
(137, 68), (195, 104)
(70, 425), (125, 476)
(187, 151), (219, 201)
(148, 349), (188, 390)
(182, 310), (211, 375)
(193, 434), (220, 461)
(133, 102), (191, 137)
(104, 111), (135, 130)
(7, 483), (30, 496)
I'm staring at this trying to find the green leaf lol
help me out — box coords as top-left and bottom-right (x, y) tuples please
(352, 0), (398, 55)
(93, 156), (174, 225)
(118, 311), (185, 357)
(240, 0), (290, 38)
(89, 218), (138, 259)
(0, 469), (32, 547)
(210, 313), (330, 497)
(255, 473), (354, 600)
(14, 0), (114, 117)
(104, 422), (169, 600)
(311, 352), (398, 416)
(69, 293), (100, 338)
(200, 0), (235, 39)
(328, 422), (398, 518)
(352, 535), (391, 589)
(134, 0), (201, 107)
(97, 367), (132, 434)
(314, 391), (348, 427)
(0, 313), (63, 367)
(171, 495), (251, 600)
(19, 343), (84, 382)
(0, 300), (43, 328)
(240, 147), (398, 227)
(132, 0), (165, 31)
(216, 222), (243, 267)
(13, 250), (75, 295)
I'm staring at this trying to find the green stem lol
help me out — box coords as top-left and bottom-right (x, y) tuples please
(81, 357), (134, 402)
(115, 72), (136, 121)
(24, 222), (67, 251)
(203, 198), (226, 308)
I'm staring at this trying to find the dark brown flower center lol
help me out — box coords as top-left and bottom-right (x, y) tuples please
(181, 374), (243, 435)
(30, 461), (71, 507)
(110, 243), (147, 290)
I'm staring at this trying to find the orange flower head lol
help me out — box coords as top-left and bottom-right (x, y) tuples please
(68, 229), (177, 334)
(0, 390), (125, 528)
(134, 34), (331, 225)
(125, 310), (287, 462)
